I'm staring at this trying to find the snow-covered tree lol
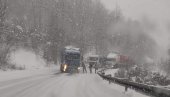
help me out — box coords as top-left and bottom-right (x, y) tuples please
(0, 0), (9, 68)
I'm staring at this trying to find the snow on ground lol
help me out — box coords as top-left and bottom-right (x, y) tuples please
(0, 48), (151, 97)
(0, 65), (58, 82)
(0, 66), (151, 97)
(102, 79), (151, 97)
(9, 48), (46, 70)
(0, 48), (59, 82)
(104, 68), (119, 76)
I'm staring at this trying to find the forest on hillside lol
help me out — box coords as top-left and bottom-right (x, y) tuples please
(0, 0), (169, 74)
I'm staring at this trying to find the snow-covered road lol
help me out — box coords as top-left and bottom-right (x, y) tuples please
(0, 67), (151, 97)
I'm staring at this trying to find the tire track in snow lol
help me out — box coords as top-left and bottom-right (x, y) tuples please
(0, 72), (62, 97)
(0, 69), (60, 88)
(12, 73), (68, 97)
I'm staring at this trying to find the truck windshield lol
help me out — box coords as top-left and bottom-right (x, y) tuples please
(107, 58), (116, 61)
(65, 54), (80, 60)
(89, 57), (98, 61)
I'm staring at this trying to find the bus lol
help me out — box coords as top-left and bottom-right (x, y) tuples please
(60, 46), (81, 73)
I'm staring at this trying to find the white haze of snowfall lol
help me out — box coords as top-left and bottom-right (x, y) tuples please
(9, 48), (46, 69)
(101, 0), (170, 59)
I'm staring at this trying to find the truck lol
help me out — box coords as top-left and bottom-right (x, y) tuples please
(60, 46), (81, 73)
(106, 52), (134, 68)
(106, 52), (119, 67)
(88, 55), (99, 67)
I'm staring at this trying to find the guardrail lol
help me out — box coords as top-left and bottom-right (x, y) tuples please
(97, 70), (170, 97)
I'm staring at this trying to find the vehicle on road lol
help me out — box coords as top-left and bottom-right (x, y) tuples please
(106, 52), (133, 68)
(106, 52), (119, 68)
(88, 55), (99, 67)
(60, 46), (81, 73)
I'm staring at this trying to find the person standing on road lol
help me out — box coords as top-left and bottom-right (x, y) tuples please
(89, 63), (93, 74)
(82, 61), (87, 73)
(124, 85), (128, 93)
(94, 63), (98, 73)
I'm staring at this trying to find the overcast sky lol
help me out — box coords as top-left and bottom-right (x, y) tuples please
(100, 0), (170, 58)
(100, 0), (170, 22)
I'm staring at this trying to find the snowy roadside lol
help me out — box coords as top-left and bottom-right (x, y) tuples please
(103, 68), (170, 96)
(100, 78), (151, 97)
(0, 65), (59, 82)
(104, 68), (118, 76)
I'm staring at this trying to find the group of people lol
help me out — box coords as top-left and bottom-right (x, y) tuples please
(81, 61), (98, 73)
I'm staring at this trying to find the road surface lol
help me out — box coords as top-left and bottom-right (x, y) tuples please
(0, 68), (151, 97)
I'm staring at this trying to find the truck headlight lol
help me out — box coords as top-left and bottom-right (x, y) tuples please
(63, 64), (67, 71)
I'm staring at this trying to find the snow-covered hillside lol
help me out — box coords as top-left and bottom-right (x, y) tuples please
(8, 48), (46, 70)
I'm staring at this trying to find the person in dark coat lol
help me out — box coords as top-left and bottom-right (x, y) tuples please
(82, 61), (87, 73)
(94, 63), (98, 73)
(89, 63), (93, 74)
(125, 85), (128, 92)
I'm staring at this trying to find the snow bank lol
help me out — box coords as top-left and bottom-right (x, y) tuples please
(9, 48), (46, 70)
(0, 65), (59, 82)
(0, 48), (61, 82)
(83, 74), (150, 97)
(105, 69), (119, 76)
